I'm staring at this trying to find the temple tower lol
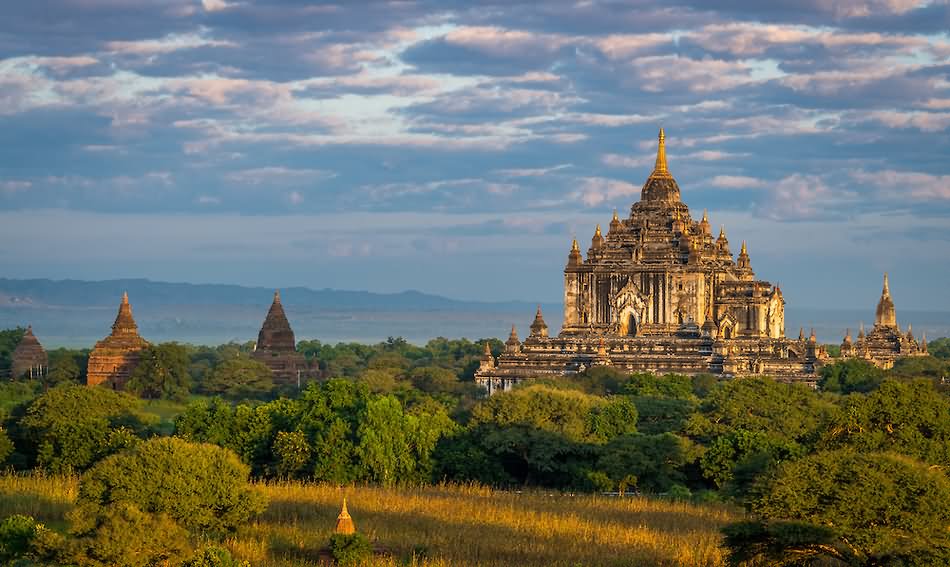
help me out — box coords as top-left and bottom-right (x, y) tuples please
(11, 326), (48, 380)
(87, 292), (149, 388)
(875, 273), (897, 328)
(252, 290), (307, 386)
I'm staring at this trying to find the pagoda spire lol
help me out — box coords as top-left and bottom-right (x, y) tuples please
(530, 305), (549, 338)
(111, 292), (139, 336)
(335, 497), (355, 535)
(875, 272), (897, 328)
(654, 127), (668, 174)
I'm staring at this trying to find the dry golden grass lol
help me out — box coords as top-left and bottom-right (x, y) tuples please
(0, 473), (740, 566)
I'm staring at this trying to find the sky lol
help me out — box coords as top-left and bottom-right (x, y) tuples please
(1, 0), (949, 312)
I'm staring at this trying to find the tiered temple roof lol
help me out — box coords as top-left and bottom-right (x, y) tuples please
(11, 326), (48, 380)
(252, 290), (308, 386)
(475, 129), (825, 394)
(840, 273), (926, 369)
(87, 292), (149, 388)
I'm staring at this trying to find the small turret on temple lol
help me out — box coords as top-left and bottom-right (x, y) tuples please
(87, 292), (149, 388)
(841, 273), (926, 369)
(529, 305), (549, 339)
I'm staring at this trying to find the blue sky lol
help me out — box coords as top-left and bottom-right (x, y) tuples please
(1, 0), (949, 311)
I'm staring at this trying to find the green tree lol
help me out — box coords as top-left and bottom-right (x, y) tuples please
(126, 343), (191, 401)
(0, 327), (26, 378)
(0, 427), (12, 466)
(597, 433), (694, 493)
(724, 450), (950, 565)
(65, 503), (192, 567)
(821, 379), (950, 467)
(928, 337), (950, 359)
(699, 429), (804, 489)
(818, 358), (886, 394)
(44, 354), (81, 387)
(271, 430), (311, 478)
(471, 385), (635, 444)
(71, 437), (266, 538)
(17, 385), (152, 472)
(203, 357), (274, 400)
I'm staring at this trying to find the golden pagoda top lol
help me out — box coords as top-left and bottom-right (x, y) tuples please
(640, 128), (681, 203)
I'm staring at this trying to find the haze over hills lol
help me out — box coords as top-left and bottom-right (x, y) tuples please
(1, 277), (948, 348)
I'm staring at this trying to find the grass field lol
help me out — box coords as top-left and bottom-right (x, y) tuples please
(0, 473), (740, 566)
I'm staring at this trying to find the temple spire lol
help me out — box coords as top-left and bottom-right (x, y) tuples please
(654, 127), (668, 174)
(875, 272), (897, 328)
(274, 289), (281, 303)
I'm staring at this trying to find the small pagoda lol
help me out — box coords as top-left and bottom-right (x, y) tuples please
(11, 326), (48, 380)
(840, 273), (926, 369)
(251, 290), (308, 386)
(335, 498), (356, 535)
(86, 292), (149, 388)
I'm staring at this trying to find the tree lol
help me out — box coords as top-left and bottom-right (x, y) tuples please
(724, 450), (950, 565)
(471, 385), (636, 444)
(44, 354), (81, 387)
(271, 430), (311, 478)
(818, 358), (885, 394)
(16, 385), (152, 472)
(71, 437), (266, 538)
(820, 379), (950, 467)
(203, 357), (274, 400)
(597, 433), (694, 493)
(126, 343), (191, 401)
(0, 328), (26, 378)
(0, 427), (12, 466)
(928, 337), (950, 360)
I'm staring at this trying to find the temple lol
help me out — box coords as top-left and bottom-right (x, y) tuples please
(252, 290), (307, 386)
(11, 326), (48, 380)
(476, 129), (827, 393)
(87, 292), (149, 388)
(839, 273), (927, 369)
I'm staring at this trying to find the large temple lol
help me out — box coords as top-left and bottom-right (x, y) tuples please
(476, 129), (828, 394)
(252, 290), (308, 386)
(839, 273), (927, 369)
(87, 292), (149, 388)
(11, 326), (48, 380)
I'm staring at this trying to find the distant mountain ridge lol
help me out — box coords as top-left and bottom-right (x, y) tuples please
(0, 278), (539, 311)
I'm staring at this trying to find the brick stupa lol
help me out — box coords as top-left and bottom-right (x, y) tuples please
(12, 326), (48, 380)
(86, 292), (149, 388)
(251, 290), (307, 386)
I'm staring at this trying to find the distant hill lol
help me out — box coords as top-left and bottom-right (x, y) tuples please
(0, 278), (947, 349)
(0, 278), (531, 311)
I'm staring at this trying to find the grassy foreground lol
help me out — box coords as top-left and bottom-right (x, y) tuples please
(0, 473), (739, 566)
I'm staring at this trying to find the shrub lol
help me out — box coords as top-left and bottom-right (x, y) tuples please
(183, 545), (249, 567)
(329, 532), (372, 565)
(0, 514), (63, 564)
(66, 503), (192, 567)
(71, 437), (267, 538)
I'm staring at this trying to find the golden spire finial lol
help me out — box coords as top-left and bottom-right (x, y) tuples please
(122, 291), (129, 304)
(612, 209), (619, 221)
(702, 209), (708, 222)
(740, 241), (747, 254)
(571, 238), (579, 251)
(882, 272), (890, 295)
(594, 224), (602, 237)
(274, 289), (281, 303)
(654, 127), (668, 174)
(718, 225), (726, 239)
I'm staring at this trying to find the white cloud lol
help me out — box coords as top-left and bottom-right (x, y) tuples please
(710, 175), (767, 189)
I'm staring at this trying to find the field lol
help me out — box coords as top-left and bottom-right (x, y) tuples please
(0, 473), (739, 566)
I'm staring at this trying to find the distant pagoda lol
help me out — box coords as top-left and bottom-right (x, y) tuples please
(839, 273), (926, 369)
(11, 326), (48, 380)
(252, 290), (307, 386)
(476, 129), (826, 393)
(335, 497), (356, 535)
(86, 292), (149, 388)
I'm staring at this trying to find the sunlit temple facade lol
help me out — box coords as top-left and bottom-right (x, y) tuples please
(476, 129), (829, 393)
(252, 290), (308, 386)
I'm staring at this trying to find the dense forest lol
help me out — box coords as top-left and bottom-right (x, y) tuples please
(1, 327), (950, 565)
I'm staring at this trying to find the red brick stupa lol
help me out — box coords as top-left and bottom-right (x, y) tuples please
(12, 326), (48, 380)
(86, 292), (149, 388)
(252, 290), (307, 386)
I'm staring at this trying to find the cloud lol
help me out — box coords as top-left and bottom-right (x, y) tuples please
(709, 175), (768, 189)
(851, 169), (950, 200)
(571, 177), (641, 207)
